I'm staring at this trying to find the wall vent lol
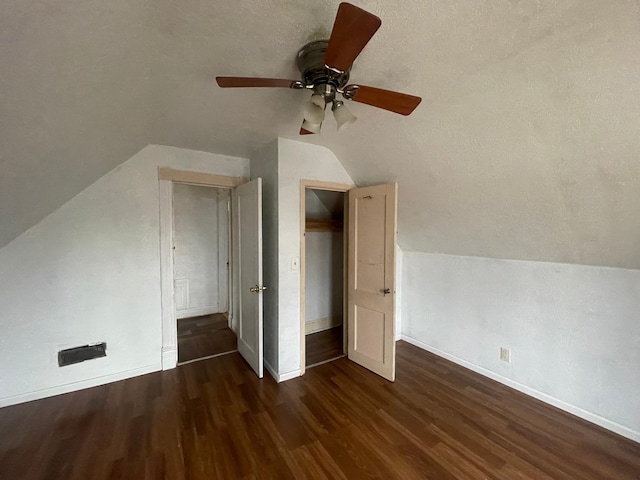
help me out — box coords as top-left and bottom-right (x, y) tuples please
(58, 343), (107, 367)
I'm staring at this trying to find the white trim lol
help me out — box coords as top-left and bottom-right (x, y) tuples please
(176, 305), (220, 319)
(162, 347), (178, 371)
(159, 180), (177, 370)
(305, 316), (342, 335)
(279, 368), (301, 382)
(400, 334), (640, 443)
(264, 360), (301, 383)
(0, 364), (160, 408)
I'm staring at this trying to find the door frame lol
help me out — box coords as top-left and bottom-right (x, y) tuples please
(158, 167), (248, 370)
(299, 179), (353, 376)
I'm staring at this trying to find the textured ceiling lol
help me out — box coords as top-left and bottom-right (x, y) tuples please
(2, 1), (640, 268)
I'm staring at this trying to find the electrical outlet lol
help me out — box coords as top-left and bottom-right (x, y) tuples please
(500, 347), (511, 363)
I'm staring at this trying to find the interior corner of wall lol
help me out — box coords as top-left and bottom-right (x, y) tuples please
(253, 138), (279, 159)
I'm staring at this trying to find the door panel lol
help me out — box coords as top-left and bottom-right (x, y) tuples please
(234, 178), (264, 378)
(348, 183), (397, 381)
(353, 306), (385, 362)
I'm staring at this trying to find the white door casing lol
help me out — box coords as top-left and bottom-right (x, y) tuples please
(347, 183), (397, 381)
(234, 178), (264, 378)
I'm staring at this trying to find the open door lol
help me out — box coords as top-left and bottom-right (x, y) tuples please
(234, 178), (264, 378)
(347, 183), (397, 381)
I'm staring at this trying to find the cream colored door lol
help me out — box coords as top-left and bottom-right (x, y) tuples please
(347, 183), (397, 381)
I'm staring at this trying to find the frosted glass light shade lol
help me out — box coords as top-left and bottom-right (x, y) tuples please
(301, 119), (321, 134)
(332, 101), (357, 130)
(310, 94), (325, 107)
(303, 95), (326, 124)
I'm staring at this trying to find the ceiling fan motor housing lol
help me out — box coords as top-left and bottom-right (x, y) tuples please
(297, 40), (351, 96)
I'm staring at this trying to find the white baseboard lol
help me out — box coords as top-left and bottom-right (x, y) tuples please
(399, 334), (640, 443)
(176, 305), (220, 319)
(162, 347), (178, 370)
(305, 316), (342, 335)
(279, 368), (301, 382)
(264, 361), (301, 383)
(0, 364), (161, 409)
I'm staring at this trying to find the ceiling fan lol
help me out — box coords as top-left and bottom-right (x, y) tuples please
(216, 2), (422, 135)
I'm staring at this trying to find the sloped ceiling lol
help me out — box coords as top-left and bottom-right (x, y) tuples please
(0, 0), (156, 247)
(2, 1), (640, 268)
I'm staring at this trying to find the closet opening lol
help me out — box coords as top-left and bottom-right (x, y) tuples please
(302, 186), (347, 369)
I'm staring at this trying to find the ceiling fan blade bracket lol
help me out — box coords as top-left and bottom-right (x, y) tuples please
(343, 84), (422, 116)
(341, 85), (359, 100)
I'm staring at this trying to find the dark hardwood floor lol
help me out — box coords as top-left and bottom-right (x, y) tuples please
(305, 326), (344, 367)
(1, 341), (639, 479)
(178, 313), (237, 363)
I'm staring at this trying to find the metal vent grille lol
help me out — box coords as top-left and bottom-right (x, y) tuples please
(58, 343), (106, 367)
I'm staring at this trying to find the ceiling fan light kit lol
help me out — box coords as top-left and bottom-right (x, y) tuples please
(216, 2), (422, 135)
(303, 94), (326, 124)
(332, 100), (357, 130)
(301, 119), (322, 135)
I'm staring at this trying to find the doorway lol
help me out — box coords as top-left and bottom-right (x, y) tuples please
(302, 185), (348, 369)
(172, 183), (235, 364)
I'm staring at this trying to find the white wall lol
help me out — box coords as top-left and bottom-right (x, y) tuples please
(305, 189), (332, 220)
(276, 138), (354, 377)
(0, 145), (249, 406)
(173, 184), (228, 318)
(249, 140), (279, 374)
(401, 252), (640, 442)
(304, 231), (344, 332)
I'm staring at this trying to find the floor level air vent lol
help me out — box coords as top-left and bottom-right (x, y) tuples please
(58, 343), (107, 367)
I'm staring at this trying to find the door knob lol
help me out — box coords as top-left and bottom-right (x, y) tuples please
(383, 288), (391, 295)
(250, 285), (267, 293)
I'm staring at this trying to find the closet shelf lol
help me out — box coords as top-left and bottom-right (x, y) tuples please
(305, 218), (343, 232)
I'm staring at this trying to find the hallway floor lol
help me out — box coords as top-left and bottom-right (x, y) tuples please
(177, 313), (236, 363)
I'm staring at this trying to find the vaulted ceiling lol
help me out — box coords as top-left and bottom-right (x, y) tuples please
(2, 0), (639, 268)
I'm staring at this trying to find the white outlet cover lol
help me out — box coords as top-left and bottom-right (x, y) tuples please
(500, 347), (511, 363)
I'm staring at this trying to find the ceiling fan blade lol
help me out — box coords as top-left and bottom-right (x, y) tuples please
(324, 3), (381, 73)
(216, 77), (301, 88)
(344, 85), (422, 116)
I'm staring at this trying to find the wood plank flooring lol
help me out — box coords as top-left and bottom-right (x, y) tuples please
(178, 313), (236, 363)
(1, 341), (639, 479)
(305, 326), (344, 367)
